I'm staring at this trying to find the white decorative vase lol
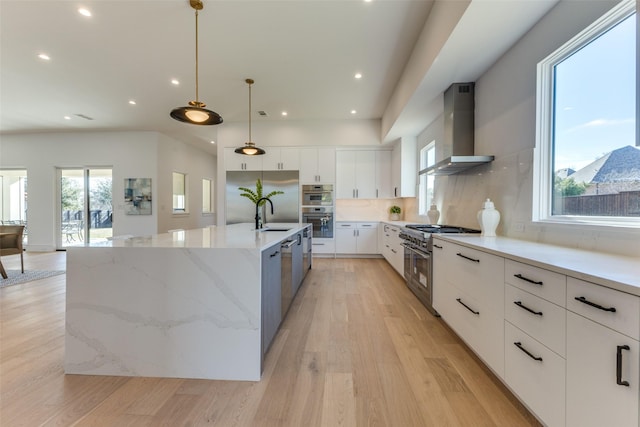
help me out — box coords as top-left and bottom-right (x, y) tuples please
(427, 204), (440, 225)
(390, 213), (401, 221)
(477, 198), (500, 237)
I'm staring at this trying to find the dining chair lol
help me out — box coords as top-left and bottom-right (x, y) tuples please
(0, 225), (25, 273)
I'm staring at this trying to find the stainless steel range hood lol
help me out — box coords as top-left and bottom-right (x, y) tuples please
(420, 82), (494, 176)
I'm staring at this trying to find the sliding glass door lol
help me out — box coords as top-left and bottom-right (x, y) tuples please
(59, 168), (112, 248)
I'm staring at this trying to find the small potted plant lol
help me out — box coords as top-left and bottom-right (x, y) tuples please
(389, 205), (402, 221)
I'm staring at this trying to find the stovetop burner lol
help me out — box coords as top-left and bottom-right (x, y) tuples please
(405, 224), (481, 234)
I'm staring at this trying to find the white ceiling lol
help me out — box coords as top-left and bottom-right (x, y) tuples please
(0, 0), (558, 155)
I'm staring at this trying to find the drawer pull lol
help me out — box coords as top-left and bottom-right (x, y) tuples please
(433, 244), (443, 249)
(456, 253), (480, 263)
(514, 301), (543, 316)
(616, 345), (630, 387)
(514, 273), (543, 286)
(456, 298), (479, 315)
(270, 250), (280, 258)
(575, 296), (617, 313)
(514, 342), (543, 361)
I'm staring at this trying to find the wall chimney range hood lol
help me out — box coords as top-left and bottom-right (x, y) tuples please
(421, 82), (494, 175)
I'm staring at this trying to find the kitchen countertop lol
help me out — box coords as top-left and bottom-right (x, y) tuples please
(434, 234), (640, 297)
(90, 223), (308, 251)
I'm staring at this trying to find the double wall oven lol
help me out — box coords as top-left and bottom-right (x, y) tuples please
(301, 185), (334, 239)
(400, 224), (480, 315)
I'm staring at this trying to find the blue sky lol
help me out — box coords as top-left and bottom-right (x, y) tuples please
(553, 11), (636, 172)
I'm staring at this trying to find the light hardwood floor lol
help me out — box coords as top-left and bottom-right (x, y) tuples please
(1, 251), (541, 426)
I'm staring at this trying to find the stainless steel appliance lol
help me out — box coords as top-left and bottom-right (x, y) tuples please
(226, 171), (299, 225)
(302, 206), (333, 239)
(280, 238), (295, 319)
(302, 184), (333, 206)
(400, 224), (480, 315)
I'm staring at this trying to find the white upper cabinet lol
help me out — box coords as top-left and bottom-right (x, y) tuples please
(336, 149), (390, 199)
(262, 147), (300, 171)
(224, 147), (263, 171)
(391, 137), (416, 198)
(376, 150), (392, 199)
(299, 147), (335, 184)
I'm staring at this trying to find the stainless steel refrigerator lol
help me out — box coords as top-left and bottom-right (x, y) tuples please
(226, 171), (299, 225)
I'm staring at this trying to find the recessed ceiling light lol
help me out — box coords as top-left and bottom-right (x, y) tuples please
(129, 100), (136, 105)
(354, 73), (362, 79)
(281, 111), (288, 116)
(64, 116), (71, 120)
(78, 8), (91, 17)
(38, 53), (50, 61)
(171, 79), (179, 85)
(351, 110), (357, 115)
(210, 140), (215, 144)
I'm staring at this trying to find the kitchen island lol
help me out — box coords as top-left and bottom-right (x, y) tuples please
(64, 223), (310, 381)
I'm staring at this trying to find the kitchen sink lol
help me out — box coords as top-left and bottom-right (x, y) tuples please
(259, 227), (291, 232)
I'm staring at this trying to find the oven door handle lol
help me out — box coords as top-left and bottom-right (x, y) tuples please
(401, 243), (430, 258)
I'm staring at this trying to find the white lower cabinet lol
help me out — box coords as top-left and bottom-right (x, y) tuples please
(505, 321), (566, 427)
(433, 237), (640, 427)
(335, 222), (378, 254)
(380, 223), (403, 275)
(432, 240), (505, 377)
(566, 277), (640, 427)
(311, 238), (335, 254)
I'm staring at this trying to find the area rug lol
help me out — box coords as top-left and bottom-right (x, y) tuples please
(0, 270), (65, 287)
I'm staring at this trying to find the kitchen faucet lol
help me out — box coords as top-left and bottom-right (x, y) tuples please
(255, 197), (274, 230)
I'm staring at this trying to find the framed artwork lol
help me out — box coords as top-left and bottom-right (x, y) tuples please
(124, 178), (152, 215)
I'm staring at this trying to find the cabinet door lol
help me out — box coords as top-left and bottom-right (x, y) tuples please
(292, 232), (304, 295)
(336, 151), (357, 199)
(375, 150), (392, 198)
(261, 148), (282, 171)
(356, 223), (378, 254)
(261, 246), (282, 356)
(356, 151), (376, 199)
(316, 147), (335, 184)
(225, 147), (263, 171)
(280, 147), (300, 170)
(566, 312), (639, 427)
(299, 148), (320, 183)
(335, 223), (357, 253)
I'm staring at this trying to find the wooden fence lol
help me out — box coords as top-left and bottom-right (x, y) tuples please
(558, 190), (640, 216)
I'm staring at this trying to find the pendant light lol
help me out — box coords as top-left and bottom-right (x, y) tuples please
(170, 0), (222, 126)
(235, 78), (266, 155)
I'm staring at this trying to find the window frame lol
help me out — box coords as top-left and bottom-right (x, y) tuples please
(418, 141), (436, 217)
(534, 0), (638, 228)
(172, 171), (188, 215)
(202, 178), (213, 214)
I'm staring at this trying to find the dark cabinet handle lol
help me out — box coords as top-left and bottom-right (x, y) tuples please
(456, 253), (479, 263)
(433, 244), (443, 249)
(575, 296), (616, 313)
(514, 342), (543, 361)
(270, 250), (280, 258)
(617, 345), (630, 386)
(514, 301), (543, 316)
(297, 233), (302, 245)
(514, 273), (543, 286)
(456, 298), (479, 315)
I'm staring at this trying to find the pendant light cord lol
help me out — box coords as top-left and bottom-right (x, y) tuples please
(248, 81), (252, 142)
(194, 9), (199, 104)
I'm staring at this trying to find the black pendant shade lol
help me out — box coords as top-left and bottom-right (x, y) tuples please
(235, 142), (265, 156)
(170, 104), (223, 126)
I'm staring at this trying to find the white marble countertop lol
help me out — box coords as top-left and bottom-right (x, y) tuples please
(434, 235), (640, 296)
(92, 223), (308, 251)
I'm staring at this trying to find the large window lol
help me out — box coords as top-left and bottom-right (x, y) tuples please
(418, 142), (435, 216)
(173, 172), (187, 213)
(536, 0), (638, 226)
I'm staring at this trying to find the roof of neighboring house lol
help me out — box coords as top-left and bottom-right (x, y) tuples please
(569, 145), (640, 184)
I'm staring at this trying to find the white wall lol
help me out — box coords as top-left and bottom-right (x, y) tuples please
(0, 131), (215, 250)
(416, 0), (639, 256)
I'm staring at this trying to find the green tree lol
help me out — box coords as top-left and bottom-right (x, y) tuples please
(90, 178), (112, 211)
(61, 177), (82, 212)
(554, 176), (588, 197)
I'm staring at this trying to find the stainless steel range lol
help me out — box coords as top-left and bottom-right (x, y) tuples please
(399, 224), (480, 315)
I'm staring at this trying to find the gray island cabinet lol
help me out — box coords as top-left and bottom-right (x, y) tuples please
(64, 223), (310, 382)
